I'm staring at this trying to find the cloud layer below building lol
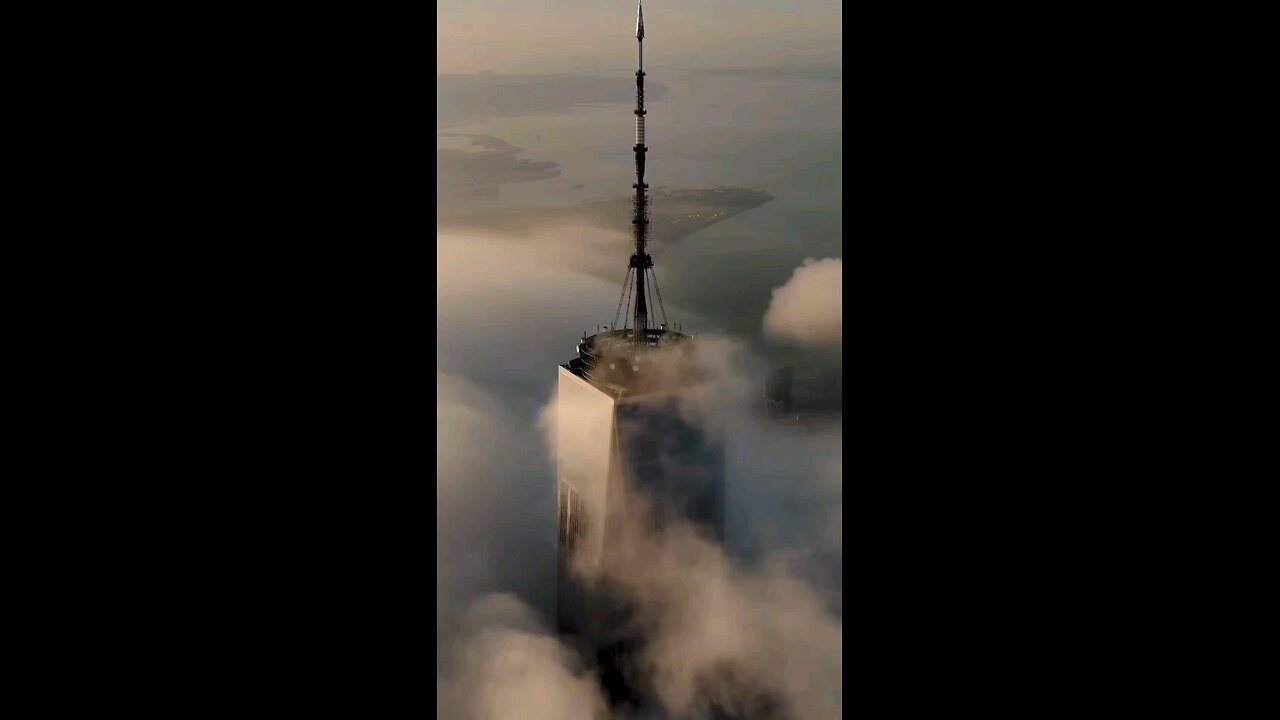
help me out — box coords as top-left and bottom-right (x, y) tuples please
(438, 182), (841, 718)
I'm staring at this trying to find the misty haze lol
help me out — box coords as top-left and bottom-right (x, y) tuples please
(438, 2), (842, 718)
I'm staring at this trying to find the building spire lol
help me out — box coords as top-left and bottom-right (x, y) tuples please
(629, 0), (651, 347)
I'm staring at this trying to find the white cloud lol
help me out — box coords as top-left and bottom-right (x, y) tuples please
(438, 594), (609, 720)
(762, 257), (842, 347)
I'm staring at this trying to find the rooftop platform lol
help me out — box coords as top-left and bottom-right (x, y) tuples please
(564, 328), (704, 398)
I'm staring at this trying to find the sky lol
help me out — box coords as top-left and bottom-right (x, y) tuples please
(437, 0), (842, 75)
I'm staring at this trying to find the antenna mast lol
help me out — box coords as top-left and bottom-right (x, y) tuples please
(630, 1), (651, 349)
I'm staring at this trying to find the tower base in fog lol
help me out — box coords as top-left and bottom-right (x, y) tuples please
(555, 330), (725, 707)
(554, 360), (725, 628)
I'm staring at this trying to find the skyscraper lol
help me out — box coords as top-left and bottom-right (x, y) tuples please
(554, 1), (726, 706)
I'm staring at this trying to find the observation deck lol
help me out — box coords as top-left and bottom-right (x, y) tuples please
(564, 328), (700, 398)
